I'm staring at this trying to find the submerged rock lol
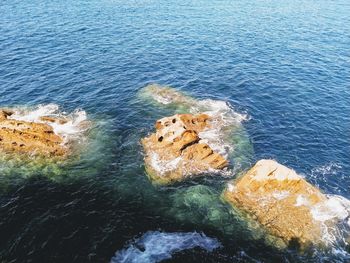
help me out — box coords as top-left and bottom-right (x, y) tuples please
(141, 113), (228, 184)
(222, 159), (347, 249)
(0, 109), (67, 156)
(140, 84), (196, 109)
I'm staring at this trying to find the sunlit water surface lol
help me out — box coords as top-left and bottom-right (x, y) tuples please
(0, 0), (349, 262)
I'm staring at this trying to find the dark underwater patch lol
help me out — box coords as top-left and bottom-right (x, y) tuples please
(0, 176), (298, 263)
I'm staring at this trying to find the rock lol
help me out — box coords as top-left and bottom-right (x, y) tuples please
(222, 159), (331, 249)
(0, 109), (13, 120)
(141, 113), (228, 185)
(0, 110), (67, 156)
(40, 116), (68, 124)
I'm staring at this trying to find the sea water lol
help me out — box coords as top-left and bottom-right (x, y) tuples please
(0, 0), (349, 262)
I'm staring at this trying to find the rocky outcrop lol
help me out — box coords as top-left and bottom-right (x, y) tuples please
(222, 159), (330, 249)
(0, 109), (67, 156)
(141, 113), (228, 185)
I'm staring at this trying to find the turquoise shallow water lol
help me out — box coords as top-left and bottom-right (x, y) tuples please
(0, 0), (349, 262)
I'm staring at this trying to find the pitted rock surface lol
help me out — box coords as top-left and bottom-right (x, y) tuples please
(0, 109), (67, 156)
(141, 113), (228, 184)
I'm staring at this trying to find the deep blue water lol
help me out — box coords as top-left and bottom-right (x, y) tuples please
(0, 0), (349, 262)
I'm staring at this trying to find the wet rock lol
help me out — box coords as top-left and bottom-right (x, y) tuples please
(141, 113), (228, 185)
(222, 159), (331, 249)
(0, 109), (67, 156)
(0, 109), (13, 120)
(40, 116), (68, 124)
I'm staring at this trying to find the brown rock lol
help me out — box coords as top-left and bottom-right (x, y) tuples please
(0, 110), (13, 120)
(40, 116), (68, 124)
(222, 159), (330, 249)
(142, 113), (228, 185)
(0, 110), (67, 156)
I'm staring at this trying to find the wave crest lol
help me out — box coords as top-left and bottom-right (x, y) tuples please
(8, 104), (90, 145)
(111, 231), (220, 263)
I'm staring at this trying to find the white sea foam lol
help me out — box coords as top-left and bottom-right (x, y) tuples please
(310, 162), (343, 190)
(227, 182), (235, 192)
(311, 162), (342, 177)
(311, 195), (350, 223)
(193, 99), (248, 156)
(271, 190), (290, 200)
(292, 190), (350, 250)
(308, 194), (350, 250)
(8, 104), (89, 144)
(150, 153), (182, 176)
(110, 231), (220, 263)
(295, 195), (311, 207)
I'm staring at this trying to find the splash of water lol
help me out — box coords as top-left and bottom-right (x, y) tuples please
(307, 162), (350, 256)
(8, 104), (89, 144)
(0, 104), (97, 185)
(111, 231), (220, 263)
(311, 195), (350, 253)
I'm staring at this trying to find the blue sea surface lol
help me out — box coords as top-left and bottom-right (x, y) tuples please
(0, 0), (349, 262)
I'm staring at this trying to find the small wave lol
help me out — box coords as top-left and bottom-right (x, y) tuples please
(312, 194), (350, 223)
(8, 104), (90, 144)
(110, 231), (220, 263)
(311, 162), (342, 177)
(195, 99), (248, 160)
(309, 194), (350, 258)
(309, 162), (347, 198)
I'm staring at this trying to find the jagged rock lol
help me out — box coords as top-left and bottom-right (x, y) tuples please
(141, 113), (228, 185)
(0, 109), (13, 120)
(222, 159), (331, 249)
(0, 109), (67, 156)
